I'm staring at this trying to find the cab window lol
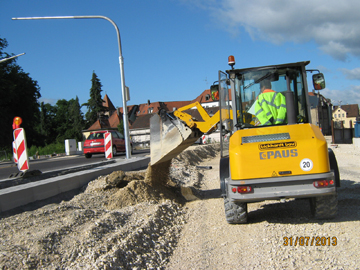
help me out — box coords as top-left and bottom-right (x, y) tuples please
(234, 67), (308, 127)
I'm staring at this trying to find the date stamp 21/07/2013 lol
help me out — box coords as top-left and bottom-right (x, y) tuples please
(283, 236), (337, 246)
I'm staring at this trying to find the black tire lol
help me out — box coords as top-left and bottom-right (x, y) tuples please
(224, 198), (248, 224)
(310, 193), (338, 219)
(328, 148), (340, 187)
(219, 157), (229, 197)
(112, 146), (117, 157)
(131, 144), (134, 155)
(85, 153), (92, 159)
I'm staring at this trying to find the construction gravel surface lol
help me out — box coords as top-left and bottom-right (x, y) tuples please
(167, 143), (360, 270)
(0, 143), (359, 269)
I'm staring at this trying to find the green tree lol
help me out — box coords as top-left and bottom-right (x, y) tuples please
(82, 71), (106, 128)
(117, 119), (124, 134)
(38, 98), (84, 146)
(0, 37), (41, 149)
(53, 98), (85, 143)
(54, 99), (70, 143)
(68, 96), (85, 141)
(39, 102), (57, 145)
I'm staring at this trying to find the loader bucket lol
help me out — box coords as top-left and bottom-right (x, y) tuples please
(150, 112), (202, 165)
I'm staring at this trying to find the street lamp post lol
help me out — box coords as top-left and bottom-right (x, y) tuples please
(12, 15), (132, 159)
(0, 52), (25, 63)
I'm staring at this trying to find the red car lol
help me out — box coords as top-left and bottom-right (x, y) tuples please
(83, 130), (133, 158)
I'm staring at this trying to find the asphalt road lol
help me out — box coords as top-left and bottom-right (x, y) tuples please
(0, 149), (150, 180)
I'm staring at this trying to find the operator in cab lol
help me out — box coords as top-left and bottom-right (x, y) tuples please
(254, 80), (287, 126)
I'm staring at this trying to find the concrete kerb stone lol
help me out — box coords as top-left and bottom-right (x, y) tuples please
(0, 156), (150, 212)
(0, 159), (117, 189)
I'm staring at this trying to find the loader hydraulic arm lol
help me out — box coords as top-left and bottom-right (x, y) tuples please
(174, 101), (220, 134)
(150, 101), (222, 165)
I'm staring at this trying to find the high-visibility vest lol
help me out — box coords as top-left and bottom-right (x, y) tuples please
(255, 89), (287, 125)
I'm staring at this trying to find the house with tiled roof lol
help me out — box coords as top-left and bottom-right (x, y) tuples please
(129, 90), (223, 146)
(136, 100), (193, 116)
(130, 100), (198, 146)
(83, 94), (126, 139)
(128, 114), (153, 145)
(191, 89), (215, 107)
(191, 89), (232, 108)
(83, 112), (122, 140)
(102, 94), (116, 116)
(332, 104), (359, 128)
(83, 89), (221, 146)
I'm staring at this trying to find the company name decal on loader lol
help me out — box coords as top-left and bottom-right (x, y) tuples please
(259, 149), (298, 160)
(259, 141), (297, 150)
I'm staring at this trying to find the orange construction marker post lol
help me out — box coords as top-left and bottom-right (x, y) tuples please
(12, 117), (30, 172)
(104, 132), (113, 159)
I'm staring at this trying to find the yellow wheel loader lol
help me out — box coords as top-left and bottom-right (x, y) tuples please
(150, 56), (339, 224)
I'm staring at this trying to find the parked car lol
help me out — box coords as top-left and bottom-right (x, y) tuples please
(83, 130), (133, 158)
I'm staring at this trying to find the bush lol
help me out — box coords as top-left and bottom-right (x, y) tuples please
(0, 150), (10, 161)
(0, 146), (12, 162)
(28, 145), (37, 157)
(27, 142), (65, 157)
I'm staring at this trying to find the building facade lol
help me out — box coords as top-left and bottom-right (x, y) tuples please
(332, 104), (360, 128)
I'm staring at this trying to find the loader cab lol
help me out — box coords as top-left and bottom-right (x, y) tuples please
(216, 61), (327, 129)
(214, 59), (326, 157)
(231, 61), (313, 128)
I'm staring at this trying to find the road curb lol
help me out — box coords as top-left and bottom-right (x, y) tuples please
(0, 156), (150, 212)
(0, 159), (117, 190)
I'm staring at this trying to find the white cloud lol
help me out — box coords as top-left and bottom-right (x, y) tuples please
(195, 0), (360, 61)
(339, 67), (360, 80)
(321, 86), (360, 106)
(38, 97), (58, 105)
(316, 65), (332, 73)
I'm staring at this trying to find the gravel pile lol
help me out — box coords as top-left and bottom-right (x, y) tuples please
(0, 144), (219, 269)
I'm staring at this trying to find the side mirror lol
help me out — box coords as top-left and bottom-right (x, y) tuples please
(210, 84), (219, 101)
(313, 73), (325, 90)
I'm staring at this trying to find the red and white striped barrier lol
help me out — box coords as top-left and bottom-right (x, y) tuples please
(13, 128), (29, 172)
(202, 135), (207, 144)
(104, 132), (113, 159)
(12, 141), (18, 164)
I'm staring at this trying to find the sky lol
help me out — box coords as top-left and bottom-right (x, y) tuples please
(1, 0), (360, 111)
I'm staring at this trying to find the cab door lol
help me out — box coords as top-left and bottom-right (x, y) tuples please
(219, 70), (232, 158)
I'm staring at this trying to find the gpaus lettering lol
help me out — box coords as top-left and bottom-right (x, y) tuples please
(259, 149), (298, 160)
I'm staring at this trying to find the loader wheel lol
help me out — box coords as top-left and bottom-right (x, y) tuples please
(224, 198), (248, 224)
(219, 157), (229, 197)
(328, 148), (340, 187)
(310, 193), (338, 219)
